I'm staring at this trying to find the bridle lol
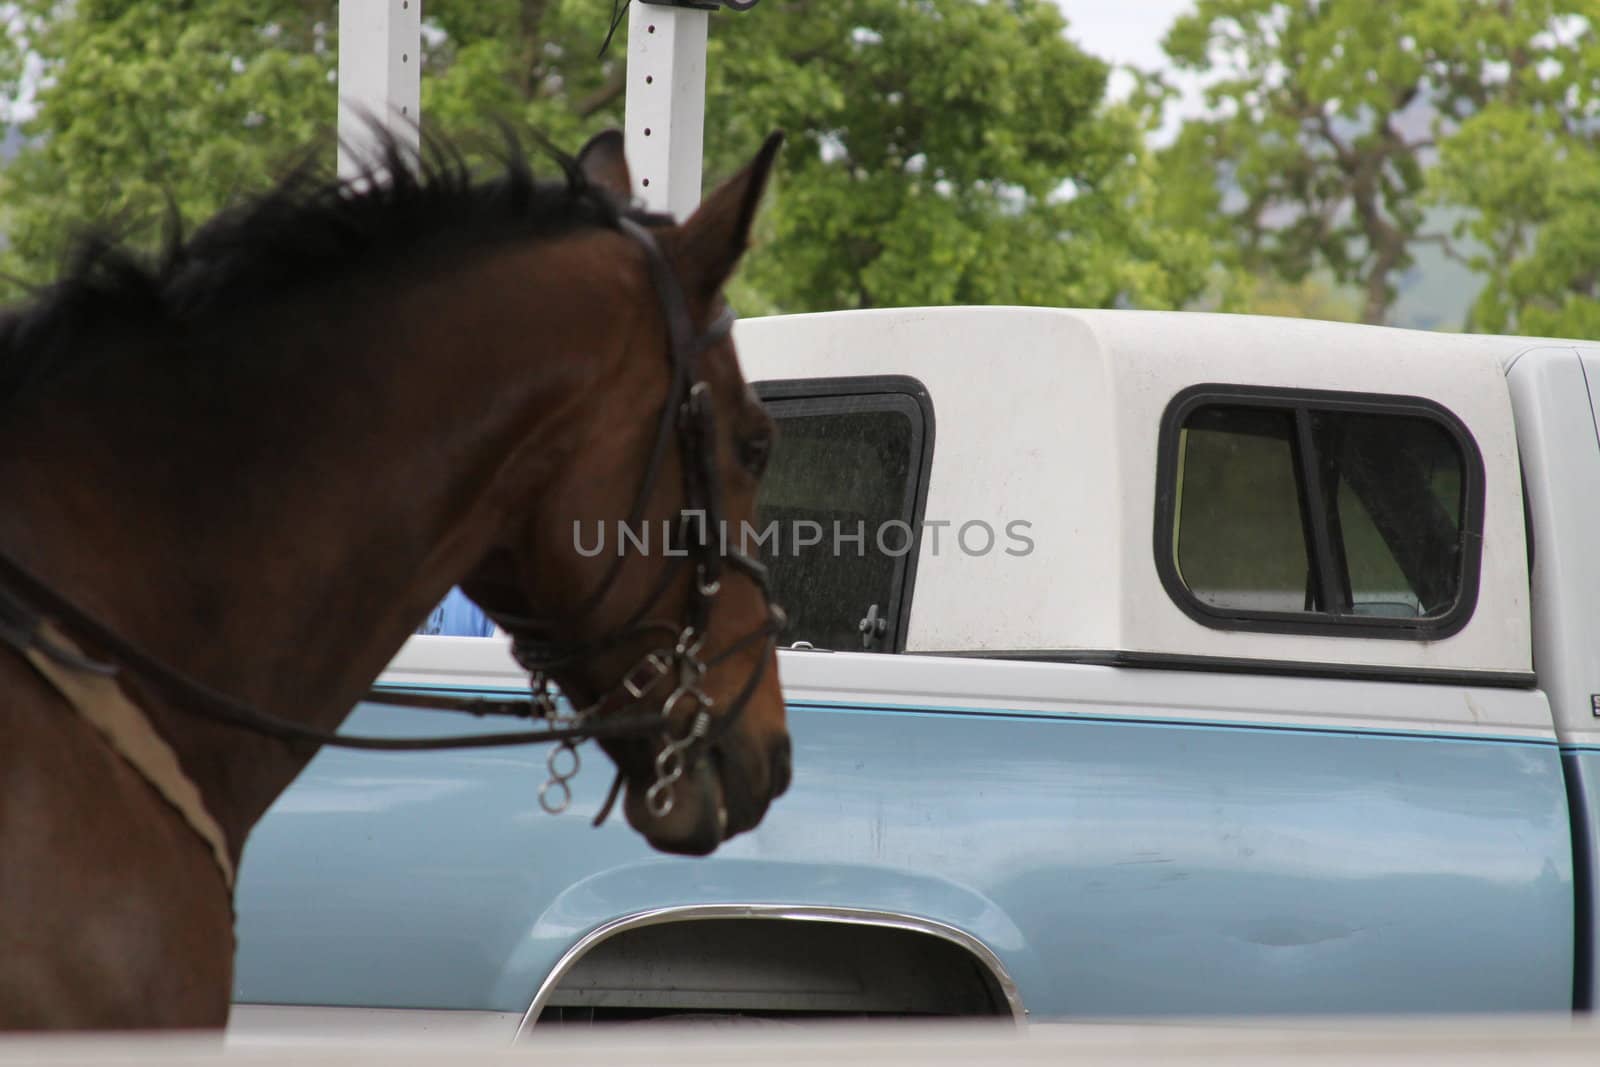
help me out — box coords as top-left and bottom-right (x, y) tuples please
(478, 214), (788, 820)
(0, 210), (786, 825)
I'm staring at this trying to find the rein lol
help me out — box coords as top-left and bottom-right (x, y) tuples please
(0, 209), (784, 840)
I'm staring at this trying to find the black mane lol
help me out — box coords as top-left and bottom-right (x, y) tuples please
(0, 130), (662, 396)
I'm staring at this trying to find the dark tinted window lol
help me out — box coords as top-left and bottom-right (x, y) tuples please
(753, 383), (930, 651)
(1316, 410), (1465, 617)
(1159, 388), (1481, 638)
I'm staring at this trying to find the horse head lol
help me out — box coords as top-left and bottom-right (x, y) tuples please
(459, 131), (790, 855)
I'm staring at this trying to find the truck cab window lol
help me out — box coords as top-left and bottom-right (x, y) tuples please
(753, 379), (932, 653)
(1158, 387), (1482, 639)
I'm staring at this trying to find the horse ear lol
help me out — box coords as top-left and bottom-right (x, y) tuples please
(576, 129), (633, 202)
(674, 130), (784, 298)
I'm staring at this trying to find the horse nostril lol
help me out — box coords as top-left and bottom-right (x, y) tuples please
(770, 735), (793, 797)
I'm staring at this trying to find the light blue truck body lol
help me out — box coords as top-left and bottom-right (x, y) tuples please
(230, 310), (1600, 1037)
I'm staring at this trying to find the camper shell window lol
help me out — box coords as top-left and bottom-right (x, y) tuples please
(752, 376), (933, 653)
(1154, 385), (1484, 640)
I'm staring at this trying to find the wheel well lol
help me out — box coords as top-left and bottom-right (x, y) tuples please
(533, 916), (1013, 1024)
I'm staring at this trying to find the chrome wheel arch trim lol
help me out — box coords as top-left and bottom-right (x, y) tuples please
(513, 903), (1026, 1038)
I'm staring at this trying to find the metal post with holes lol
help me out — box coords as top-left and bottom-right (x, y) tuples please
(337, 0), (423, 180)
(623, 1), (712, 218)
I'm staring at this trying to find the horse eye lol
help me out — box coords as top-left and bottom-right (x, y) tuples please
(739, 433), (772, 477)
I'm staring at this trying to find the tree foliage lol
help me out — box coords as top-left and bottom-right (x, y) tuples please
(705, 0), (1213, 311)
(0, 0), (1216, 314)
(1428, 18), (1600, 338)
(0, 0), (336, 281)
(1158, 0), (1600, 332)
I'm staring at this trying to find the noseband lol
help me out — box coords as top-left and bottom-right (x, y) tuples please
(0, 210), (785, 826)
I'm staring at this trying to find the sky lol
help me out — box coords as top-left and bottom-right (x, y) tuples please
(1051, 0), (1475, 327)
(1055, 1), (1196, 71)
(1054, 1), (1207, 141)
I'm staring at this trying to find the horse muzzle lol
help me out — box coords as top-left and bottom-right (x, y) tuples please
(623, 729), (791, 856)
(624, 758), (727, 856)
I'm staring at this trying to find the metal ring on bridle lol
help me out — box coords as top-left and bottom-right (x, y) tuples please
(539, 777), (573, 815)
(675, 626), (705, 658)
(547, 741), (580, 781)
(661, 683), (710, 722)
(647, 742), (687, 817)
(645, 780), (674, 818)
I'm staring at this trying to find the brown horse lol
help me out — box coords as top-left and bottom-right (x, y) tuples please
(0, 129), (790, 1029)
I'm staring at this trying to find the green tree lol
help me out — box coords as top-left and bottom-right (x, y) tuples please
(0, 0), (1215, 314)
(1157, 0), (1599, 330)
(1430, 66), (1600, 337)
(0, 0), (336, 280)
(705, 0), (1214, 311)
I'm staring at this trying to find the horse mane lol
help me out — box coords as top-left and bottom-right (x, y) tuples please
(0, 129), (667, 398)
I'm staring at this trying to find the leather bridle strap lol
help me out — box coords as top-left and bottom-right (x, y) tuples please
(508, 215), (735, 640)
(506, 216), (769, 706)
(0, 554), (667, 751)
(507, 216), (786, 822)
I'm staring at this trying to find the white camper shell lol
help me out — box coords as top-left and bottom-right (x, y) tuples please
(734, 307), (1535, 679)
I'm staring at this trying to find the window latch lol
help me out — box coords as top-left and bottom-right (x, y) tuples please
(858, 603), (888, 651)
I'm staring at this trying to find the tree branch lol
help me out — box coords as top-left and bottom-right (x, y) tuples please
(576, 68), (625, 117)
(1414, 232), (1475, 270)
(1312, 110), (1356, 170)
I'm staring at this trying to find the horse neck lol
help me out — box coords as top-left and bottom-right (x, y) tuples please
(0, 231), (639, 857)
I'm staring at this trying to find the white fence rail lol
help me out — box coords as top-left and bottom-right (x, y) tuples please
(3, 1018), (1600, 1065)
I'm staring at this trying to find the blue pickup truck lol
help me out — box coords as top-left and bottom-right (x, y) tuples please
(229, 307), (1600, 1041)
